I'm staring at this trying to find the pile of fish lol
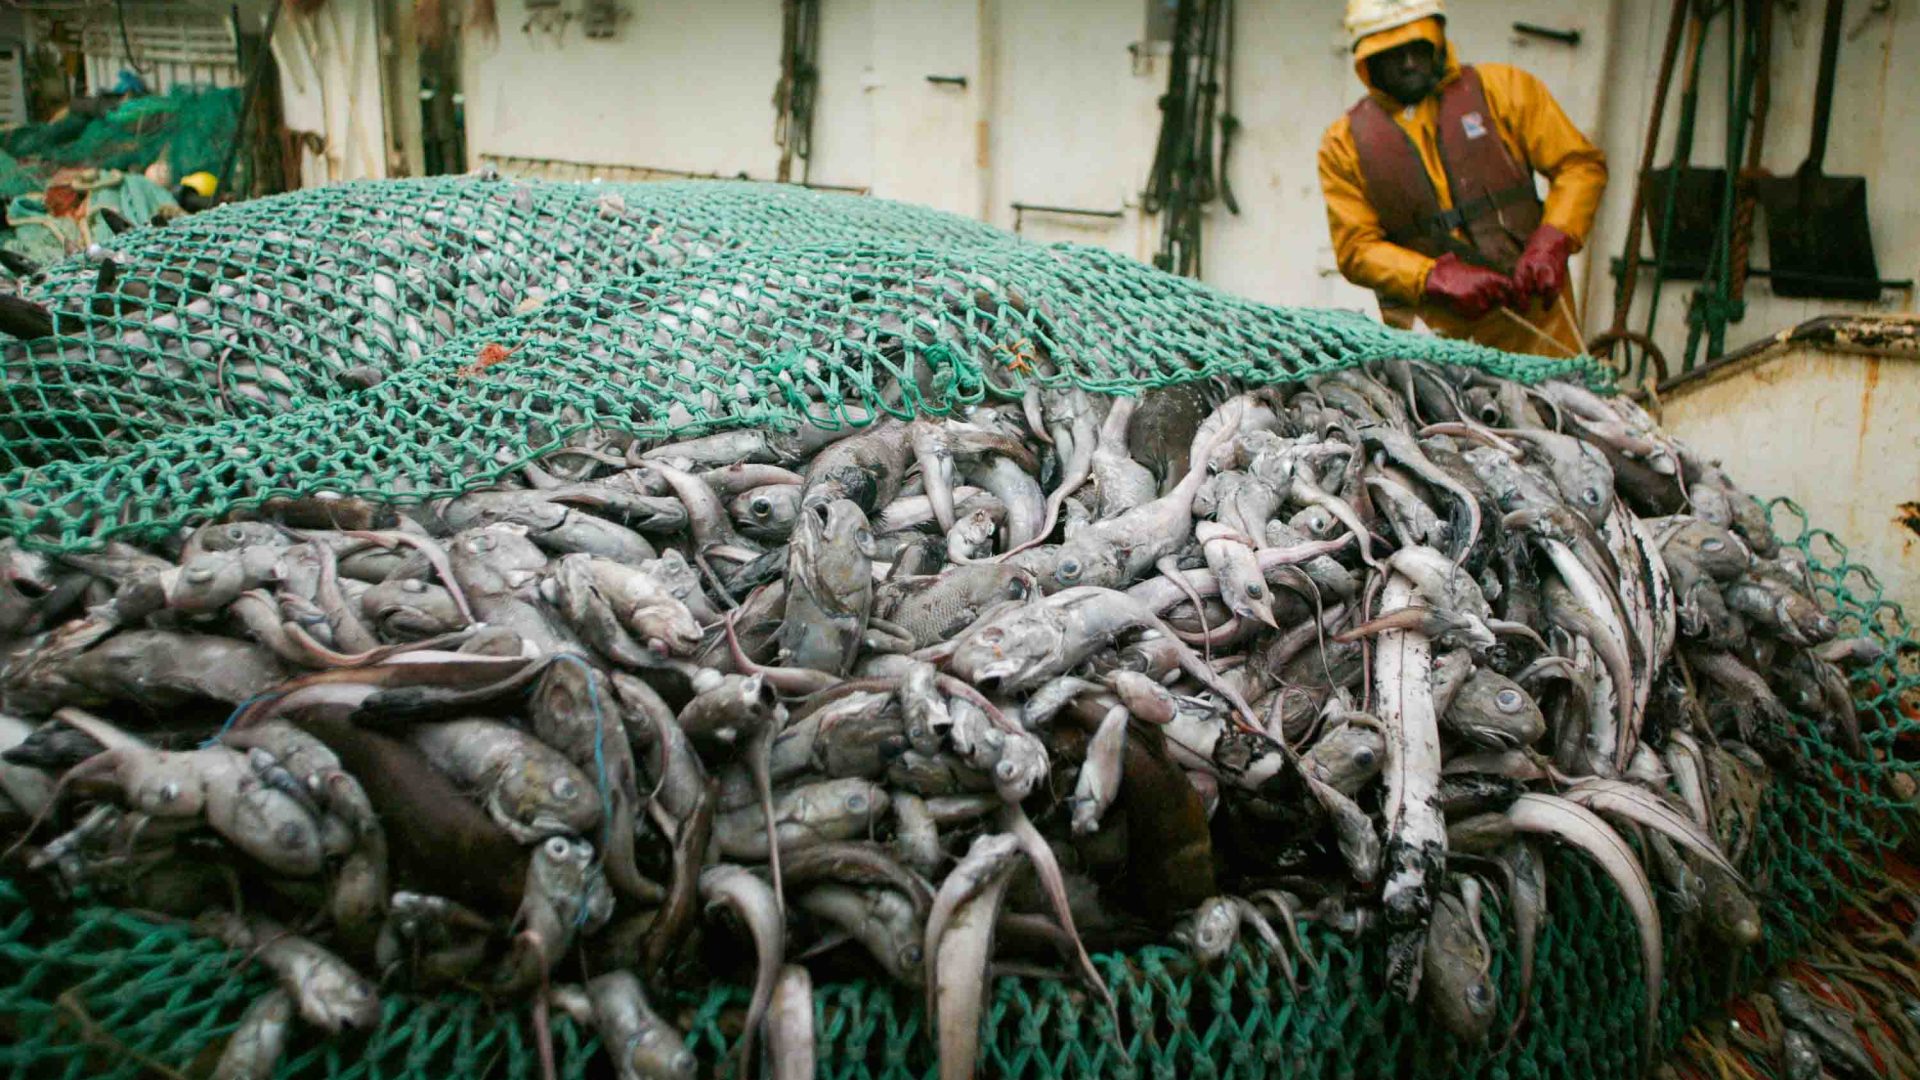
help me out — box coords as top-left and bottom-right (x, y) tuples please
(0, 361), (1874, 1078)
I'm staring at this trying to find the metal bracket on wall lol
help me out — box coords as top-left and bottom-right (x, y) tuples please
(925, 74), (968, 88)
(1743, 266), (1914, 294)
(1010, 202), (1124, 234)
(1512, 22), (1582, 46)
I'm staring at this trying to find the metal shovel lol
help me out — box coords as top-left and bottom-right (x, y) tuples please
(1756, 0), (1880, 300)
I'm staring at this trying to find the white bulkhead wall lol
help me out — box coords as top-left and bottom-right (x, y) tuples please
(435, 0), (1912, 358)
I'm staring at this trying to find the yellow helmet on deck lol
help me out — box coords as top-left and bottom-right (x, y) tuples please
(1344, 0), (1445, 51)
(180, 172), (218, 198)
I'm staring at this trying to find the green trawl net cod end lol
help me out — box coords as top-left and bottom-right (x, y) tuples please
(2, 86), (240, 180)
(0, 177), (1013, 470)
(0, 500), (1912, 1079)
(0, 175), (1603, 476)
(0, 178), (1603, 549)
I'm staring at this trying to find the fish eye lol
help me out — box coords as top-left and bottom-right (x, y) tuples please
(401, 579), (428, 594)
(750, 496), (772, 517)
(994, 759), (1017, 780)
(185, 564), (215, 583)
(846, 792), (870, 812)
(1006, 578), (1030, 601)
(1468, 982), (1493, 1009)
(1495, 688), (1524, 713)
(672, 1052), (695, 1072)
(550, 776), (579, 800)
(225, 525), (247, 541)
(901, 944), (924, 966)
(544, 836), (571, 859)
(855, 528), (874, 548)
(1702, 538), (1725, 552)
(979, 627), (1004, 645)
(467, 535), (496, 553)
(1581, 488), (1602, 506)
(157, 781), (181, 804)
(1057, 557), (1082, 582)
(1353, 747), (1376, 767)
(1245, 582), (1263, 598)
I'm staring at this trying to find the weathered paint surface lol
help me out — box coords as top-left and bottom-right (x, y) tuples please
(1658, 345), (1920, 612)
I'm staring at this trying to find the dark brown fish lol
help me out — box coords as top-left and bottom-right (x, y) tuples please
(295, 712), (527, 916)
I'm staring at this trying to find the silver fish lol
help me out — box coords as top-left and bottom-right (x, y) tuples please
(198, 912), (380, 1032)
(700, 864), (784, 1066)
(712, 778), (890, 860)
(409, 717), (602, 842)
(586, 970), (697, 1080)
(1422, 878), (1497, 1043)
(211, 989), (295, 1080)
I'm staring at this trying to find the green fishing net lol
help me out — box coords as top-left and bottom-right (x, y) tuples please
(0, 176), (1011, 471)
(0, 176), (1597, 545)
(0, 179), (1908, 1078)
(2, 86), (240, 180)
(0, 150), (45, 204)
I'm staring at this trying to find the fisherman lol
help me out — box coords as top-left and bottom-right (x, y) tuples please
(1317, 0), (1607, 357)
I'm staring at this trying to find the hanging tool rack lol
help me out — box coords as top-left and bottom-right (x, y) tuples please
(1594, 0), (1911, 388)
(1592, 0), (1755, 386)
(1143, 0), (1237, 278)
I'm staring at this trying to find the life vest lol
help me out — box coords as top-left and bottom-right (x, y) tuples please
(1347, 67), (1542, 273)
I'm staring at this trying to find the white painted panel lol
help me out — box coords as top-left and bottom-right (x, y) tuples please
(461, 0), (782, 178)
(79, 3), (244, 96)
(804, 0), (876, 190)
(87, 54), (243, 95)
(1200, 1), (1375, 310)
(865, 0), (981, 216)
(986, 1), (1151, 256)
(1659, 345), (1920, 613)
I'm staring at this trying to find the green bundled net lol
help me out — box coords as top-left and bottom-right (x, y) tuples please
(0, 180), (1910, 1078)
(2, 86), (240, 179)
(0, 149), (45, 204)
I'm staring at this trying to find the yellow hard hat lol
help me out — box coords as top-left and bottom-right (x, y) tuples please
(1344, 0), (1445, 51)
(180, 172), (218, 198)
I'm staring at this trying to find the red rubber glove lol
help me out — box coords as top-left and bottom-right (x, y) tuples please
(1423, 253), (1515, 320)
(1511, 224), (1576, 303)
